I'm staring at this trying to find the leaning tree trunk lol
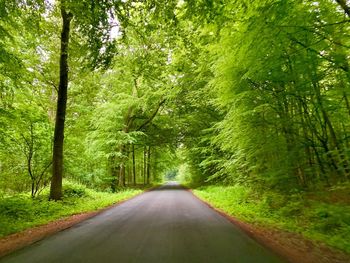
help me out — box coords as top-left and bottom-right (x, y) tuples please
(49, 1), (72, 200)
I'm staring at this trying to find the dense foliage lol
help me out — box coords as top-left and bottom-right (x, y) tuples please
(177, 0), (350, 190)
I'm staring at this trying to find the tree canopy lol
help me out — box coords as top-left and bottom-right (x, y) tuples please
(0, 0), (349, 198)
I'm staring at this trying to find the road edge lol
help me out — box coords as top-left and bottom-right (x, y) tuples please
(186, 187), (350, 263)
(0, 187), (155, 258)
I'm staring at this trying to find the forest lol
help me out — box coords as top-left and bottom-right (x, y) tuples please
(0, 0), (350, 258)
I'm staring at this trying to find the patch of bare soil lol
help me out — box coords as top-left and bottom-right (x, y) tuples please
(190, 190), (350, 263)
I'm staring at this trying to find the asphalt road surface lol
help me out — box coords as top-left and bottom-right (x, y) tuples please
(0, 183), (285, 263)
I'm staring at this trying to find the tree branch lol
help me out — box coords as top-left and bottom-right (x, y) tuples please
(287, 34), (349, 72)
(137, 99), (166, 131)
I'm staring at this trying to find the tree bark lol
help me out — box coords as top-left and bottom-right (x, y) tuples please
(118, 145), (126, 187)
(127, 149), (131, 185)
(49, 1), (72, 200)
(143, 146), (146, 185)
(132, 144), (136, 185)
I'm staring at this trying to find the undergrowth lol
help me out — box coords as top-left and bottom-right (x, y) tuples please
(193, 184), (350, 253)
(0, 181), (143, 237)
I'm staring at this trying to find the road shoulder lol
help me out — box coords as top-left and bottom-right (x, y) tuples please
(0, 189), (149, 258)
(188, 189), (350, 263)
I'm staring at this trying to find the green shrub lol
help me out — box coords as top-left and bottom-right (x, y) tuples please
(63, 183), (88, 198)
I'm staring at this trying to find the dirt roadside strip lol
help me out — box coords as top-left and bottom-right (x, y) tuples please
(187, 189), (350, 263)
(0, 210), (101, 258)
(0, 186), (158, 258)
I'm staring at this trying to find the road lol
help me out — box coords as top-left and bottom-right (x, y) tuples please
(0, 183), (285, 263)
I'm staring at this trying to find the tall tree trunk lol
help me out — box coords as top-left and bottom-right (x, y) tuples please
(49, 1), (72, 201)
(132, 144), (136, 186)
(118, 145), (126, 187)
(146, 146), (151, 184)
(143, 146), (146, 185)
(139, 162), (142, 186)
(119, 164), (125, 187)
(109, 156), (119, 192)
(125, 146), (130, 185)
(127, 152), (131, 186)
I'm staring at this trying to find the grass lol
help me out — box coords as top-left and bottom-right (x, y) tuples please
(193, 183), (350, 253)
(0, 181), (143, 237)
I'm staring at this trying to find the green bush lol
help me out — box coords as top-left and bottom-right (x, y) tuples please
(63, 183), (88, 198)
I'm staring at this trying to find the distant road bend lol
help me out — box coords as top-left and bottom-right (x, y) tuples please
(0, 183), (285, 263)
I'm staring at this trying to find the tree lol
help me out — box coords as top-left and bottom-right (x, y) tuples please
(49, 0), (72, 200)
(49, 0), (120, 200)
